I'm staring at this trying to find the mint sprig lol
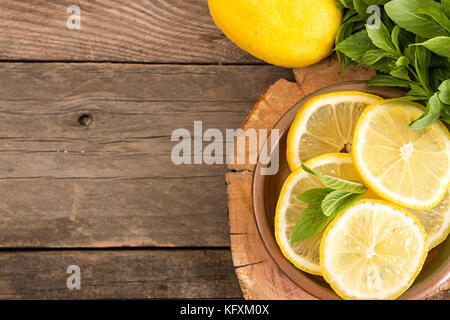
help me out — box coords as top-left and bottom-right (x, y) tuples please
(335, 0), (450, 129)
(290, 165), (367, 244)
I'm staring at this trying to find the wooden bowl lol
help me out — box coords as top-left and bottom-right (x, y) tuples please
(252, 81), (450, 300)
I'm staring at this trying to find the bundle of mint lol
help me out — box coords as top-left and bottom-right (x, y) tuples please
(335, 0), (450, 129)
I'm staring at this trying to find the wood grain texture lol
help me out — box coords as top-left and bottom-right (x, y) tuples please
(0, 63), (293, 248)
(0, 0), (259, 63)
(0, 249), (242, 299)
(292, 55), (376, 97)
(228, 79), (303, 173)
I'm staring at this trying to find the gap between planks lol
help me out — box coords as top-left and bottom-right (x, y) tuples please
(0, 60), (267, 66)
(0, 246), (231, 252)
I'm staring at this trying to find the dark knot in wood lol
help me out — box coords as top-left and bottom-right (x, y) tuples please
(78, 114), (93, 126)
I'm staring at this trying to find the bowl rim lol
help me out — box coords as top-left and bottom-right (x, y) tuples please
(251, 80), (450, 300)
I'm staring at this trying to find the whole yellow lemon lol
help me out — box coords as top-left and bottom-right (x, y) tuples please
(208, 0), (343, 68)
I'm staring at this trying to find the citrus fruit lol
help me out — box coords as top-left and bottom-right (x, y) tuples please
(320, 199), (428, 300)
(275, 153), (368, 275)
(287, 91), (382, 171)
(208, 0), (342, 68)
(353, 101), (450, 210)
(411, 191), (450, 250)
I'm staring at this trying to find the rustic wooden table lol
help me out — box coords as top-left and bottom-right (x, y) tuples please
(0, 0), (298, 299)
(2, 1), (447, 301)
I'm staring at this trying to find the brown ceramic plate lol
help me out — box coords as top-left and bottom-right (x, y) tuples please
(252, 81), (450, 300)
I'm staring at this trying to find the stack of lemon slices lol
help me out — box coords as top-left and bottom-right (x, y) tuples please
(275, 92), (450, 300)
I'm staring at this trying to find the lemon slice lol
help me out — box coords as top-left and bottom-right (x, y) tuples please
(275, 153), (366, 275)
(411, 191), (450, 250)
(353, 101), (450, 210)
(320, 199), (428, 300)
(286, 91), (382, 171)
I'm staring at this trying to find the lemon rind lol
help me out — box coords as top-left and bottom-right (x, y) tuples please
(415, 192), (450, 250)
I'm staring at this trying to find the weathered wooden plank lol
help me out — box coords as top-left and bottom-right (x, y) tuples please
(0, 0), (259, 64)
(0, 63), (293, 247)
(0, 63), (290, 102)
(0, 249), (242, 299)
(0, 176), (228, 247)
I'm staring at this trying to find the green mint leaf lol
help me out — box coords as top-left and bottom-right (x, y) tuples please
(390, 67), (410, 80)
(442, 0), (450, 19)
(391, 25), (402, 52)
(367, 74), (411, 88)
(440, 77), (450, 92)
(336, 30), (376, 62)
(441, 104), (450, 117)
(441, 108), (450, 122)
(343, 10), (359, 22)
(339, 0), (355, 9)
(301, 164), (367, 193)
(395, 56), (410, 68)
(404, 46), (416, 65)
(410, 92), (444, 129)
(408, 83), (428, 97)
(370, 58), (396, 73)
(413, 36), (450, 58)
(414, 36), (432, 94)
(385, 0), (448, 39)
(366, 22), (397, 53)
(290, 203), (329, 243)
(353, 0), (373, 20)
(361, 49), (395, 65)
(441, 115), (450, 124)
(321, 190), (366, 217)
(297, 188), (334, 204)
(431, 62), (450, 91)
(336, 1), (345, 9)
(415, 6), (450, 33)
(438, 80), (450, 105)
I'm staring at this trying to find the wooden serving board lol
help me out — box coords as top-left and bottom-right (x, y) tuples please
(225, 55), (450, 300)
